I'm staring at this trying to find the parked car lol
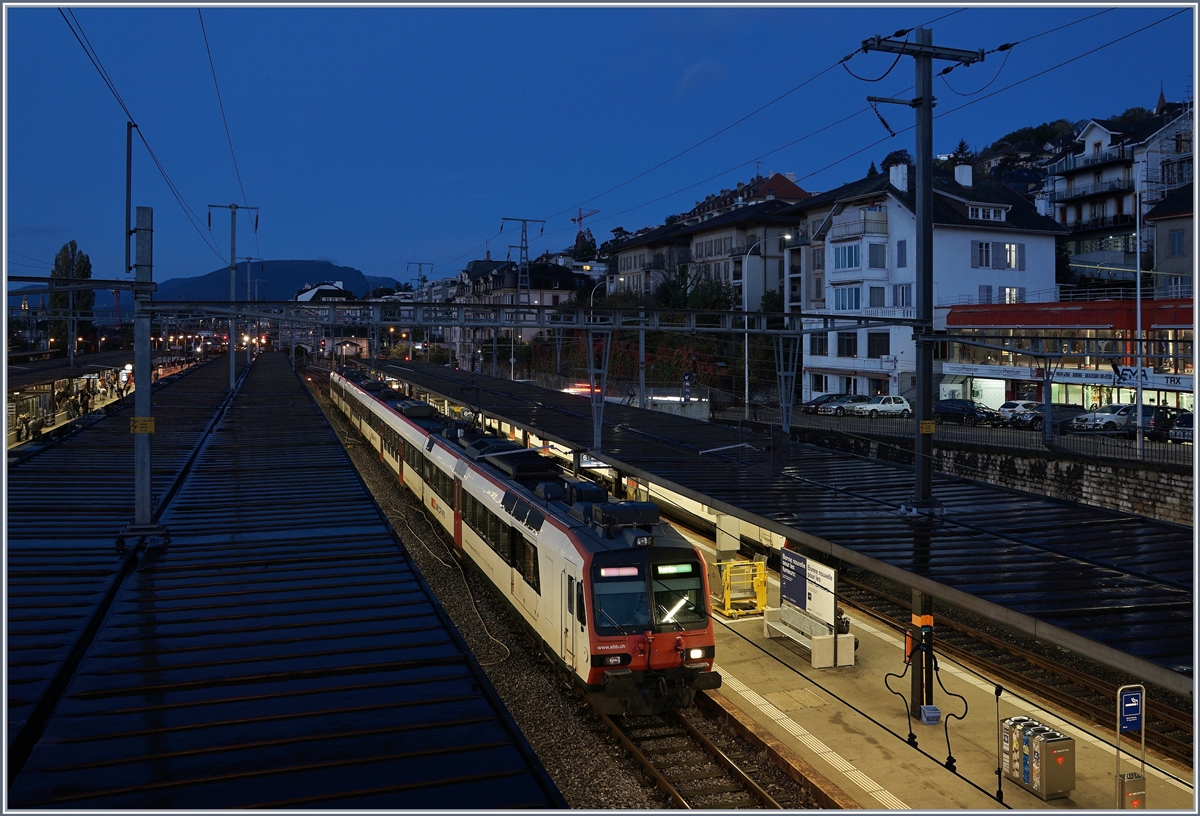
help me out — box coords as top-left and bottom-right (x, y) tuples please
(1010, 403), (1087, 433)
(1168, 412), (1192, 443)
(1071, 403), (1143, 432)
(998, 399), (1042, 425)
(932, 398), (1002, 426)
(817, 394), (872, 416)
(800, 393), (846, 415)
(852, 395), (912, 418)
(1143, 405), (1187, 442)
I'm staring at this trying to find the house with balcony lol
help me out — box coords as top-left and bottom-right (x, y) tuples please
(677, 198), (798, 311)
(460, 261), (588, 366)
(778, 163), (1067, 402)
(1037, 92), (1192, 283)
(607, 222), (691, 298)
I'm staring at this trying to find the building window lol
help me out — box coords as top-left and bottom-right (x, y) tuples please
(868, 378), (887, 396)
(833, 244), (860, 270)
(896, 239), (907, 268)
(869, 286), (885, 308)
(705, 239), (713, 257)
(810, 332), (828, 356)
(866, 332), (890, 358)
(1000, 286), (1026, 303)
(833, 286), (860, 310)
(978, 285), (993, 304)
(724, 236), (732, 254)
(812, 247), (825, 270)
(811, 373), (827, 392)
(837, 331), (858, 358)
(868, 243), (887, 269)
(977, 242), (991, 267)
(893, 283), (912, 308)
(1169, 229), (1185, 256)
(812, 275), (824, 297)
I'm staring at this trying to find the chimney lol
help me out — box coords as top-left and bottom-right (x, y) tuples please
(784, 172), (797, 183)
(889, 163), (908, 192)
(954, 164), (973, 187)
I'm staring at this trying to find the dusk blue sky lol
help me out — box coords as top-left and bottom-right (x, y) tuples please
(5, 4), (1196, 287)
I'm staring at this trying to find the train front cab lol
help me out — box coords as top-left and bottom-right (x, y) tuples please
(583, 525), (721, 716)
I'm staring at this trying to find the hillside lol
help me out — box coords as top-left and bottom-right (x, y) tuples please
(8, 260), (401, 312)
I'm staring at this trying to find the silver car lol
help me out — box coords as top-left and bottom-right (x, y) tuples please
(999, 399), (1041, 425)
(852, 395), (912, 418)
(1071, 403), (1141, 431)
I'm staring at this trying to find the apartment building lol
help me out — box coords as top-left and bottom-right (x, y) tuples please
(1037, 93), (1192, 282)
(778, 163), (1067, 401)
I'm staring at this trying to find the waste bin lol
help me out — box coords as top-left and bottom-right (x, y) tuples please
(1118, 772), (1146, 809)
(1001, 716), (1076, 800)
(1032, 730), (1075, 800)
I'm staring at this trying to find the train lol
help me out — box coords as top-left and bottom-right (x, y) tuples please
(329, 368), (722, 715)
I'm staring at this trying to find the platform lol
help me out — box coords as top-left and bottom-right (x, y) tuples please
(685, 526), (1195, 811)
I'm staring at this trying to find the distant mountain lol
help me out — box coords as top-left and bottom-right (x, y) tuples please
(8, 260), (402, 313)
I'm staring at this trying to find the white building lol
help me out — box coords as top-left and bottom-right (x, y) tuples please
(779, 163), (1068, 402)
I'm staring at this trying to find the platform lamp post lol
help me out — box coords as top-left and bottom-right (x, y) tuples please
(741, 234), (790, 419)
(1133, 156), (1146, 460)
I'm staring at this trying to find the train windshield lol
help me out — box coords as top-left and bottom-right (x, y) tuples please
(651, 562), (706, 630)
(592, 560), (707, 635)
(592, 568), (651, 634)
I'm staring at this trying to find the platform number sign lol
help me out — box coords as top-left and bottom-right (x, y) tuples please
(1120, 689), (1143, 732)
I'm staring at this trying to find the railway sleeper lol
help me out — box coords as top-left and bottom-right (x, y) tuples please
(669, 770), (727, 782)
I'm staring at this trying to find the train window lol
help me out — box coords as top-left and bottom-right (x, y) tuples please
(576, 582), (586, 626)
(567, 577), (575, 615)
(511, 501), (529, 524)
(525, 508), (544, 532)
(501, 491), (518, 514)
(514, 534), (540, 593)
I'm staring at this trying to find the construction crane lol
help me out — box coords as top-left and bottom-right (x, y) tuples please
(571, 207), (600, 239)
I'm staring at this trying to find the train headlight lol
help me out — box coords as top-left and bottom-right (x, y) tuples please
(605, 655), (623, 666)
(633, 535), (654, 547)
(688, 648), (705, 660)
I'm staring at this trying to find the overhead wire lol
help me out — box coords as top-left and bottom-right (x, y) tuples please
(441, 8), (968, 269)
(526, 8), (975, 247)
(198, 8), (262, 263)
(57, 8), (227, 265)
(449, 8), (1167, 273)
(936, 7), (1116, 97)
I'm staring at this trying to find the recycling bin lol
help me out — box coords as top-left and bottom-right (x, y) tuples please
(1000, 716), (1076, 800)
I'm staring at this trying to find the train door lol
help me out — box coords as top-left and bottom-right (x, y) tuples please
(452, 479), (463, 550)
(560, 559), (581, 668)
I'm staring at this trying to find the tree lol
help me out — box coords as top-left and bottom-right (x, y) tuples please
(881, 149), (913, 171)
(1111, 106), (1153, 125)
(49, 240), (94, 348)
(866, 161), (879, 177)
(568, 227), (597, 261)
(951, 139), (972, 161)
(686, 278), (736, 311)
(989, 119), (1073, 152)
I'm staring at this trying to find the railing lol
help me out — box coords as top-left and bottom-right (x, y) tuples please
(1047, 146), (1134, 175)
(828, 217), (888, 241)
(1048, 177), (1134, 204)
(709, 406), (1193, 469)
(936, 285), (1194, 306)
(1064, 213), (1135, 232)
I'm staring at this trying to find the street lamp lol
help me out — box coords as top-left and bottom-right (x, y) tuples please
(589, 279), (606, 307)
(741, 233), (790, 419)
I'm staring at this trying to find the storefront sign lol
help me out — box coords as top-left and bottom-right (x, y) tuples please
(943, 363), (1192, 392)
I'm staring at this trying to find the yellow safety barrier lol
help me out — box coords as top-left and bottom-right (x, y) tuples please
(712, 558), (767, 618)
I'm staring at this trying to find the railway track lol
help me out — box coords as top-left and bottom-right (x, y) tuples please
(592, 703), (789, 809)
(836, 573), (1194, 769)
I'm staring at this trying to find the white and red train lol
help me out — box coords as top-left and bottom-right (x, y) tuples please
(329, 369), (721, 715)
